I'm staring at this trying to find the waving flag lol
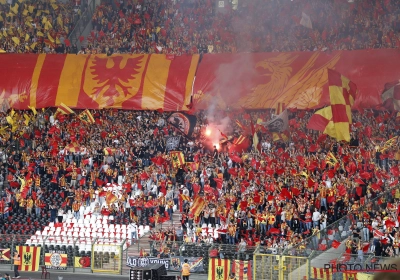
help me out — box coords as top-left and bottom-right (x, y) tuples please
(167, 112), (197, 137)
(57, 102), (75, 115)
(106, 192), (118, 205)
(78, 109), (95, 124)
(307, 69), (358, 142)
(190, 196), (206, 217)
(381, 80), (400, 111)
(170, 151), (185, 168)
(300, 12), (312, 29)
(325, 152), (338, 166)
(261, 109), (289, 132)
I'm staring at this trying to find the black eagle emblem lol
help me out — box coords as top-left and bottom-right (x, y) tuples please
(23, 252), (32, 265)
(216, 266), (224, 280)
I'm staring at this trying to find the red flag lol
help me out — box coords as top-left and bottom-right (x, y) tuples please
(332, 240), (340, 249)
(362, 243), (370, 253)
(385, 220), (396, 227)
(213, 178), (223, 189)
(356, 187), (362, 197)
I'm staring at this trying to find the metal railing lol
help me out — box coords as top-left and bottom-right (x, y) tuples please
(0, 234), (126, 274)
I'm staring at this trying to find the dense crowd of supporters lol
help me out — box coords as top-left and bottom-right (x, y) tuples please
(0, 107), (399, 258)
(2, 0), (400, 54)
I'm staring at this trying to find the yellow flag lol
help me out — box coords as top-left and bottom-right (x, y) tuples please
(48, 34), (54, 43)
(57, 16), (63, 27)
(22, 9), (28, 16)
(25, 45), (29, 50)
(27, 106), (37, 115)
(28, 5), (34, 13)
(23, 114), (30, 125)
(6, 116), (13, 125)
(0, 49), (5, 53)
(42, 17), (47, 24)
(25, 33), (29, 41)
(10, 3), (19, 14)
(51, 3), (58, 10)
(45, 21), (52, 30)
(30, 42), (37, 49)
(12, 37), (20, 45)
(37, 31), (44, 37)
(44, 9), (49, 14)
(0, 0), (6, 4)
(0, 15), (3, 21)
(2, 30), (6, 37)
(36, 10), (41, 16)
(56, 38), (61, 44)
(25, 21), (32, 27)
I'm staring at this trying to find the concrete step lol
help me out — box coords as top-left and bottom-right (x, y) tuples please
(122, 211), (182, 271)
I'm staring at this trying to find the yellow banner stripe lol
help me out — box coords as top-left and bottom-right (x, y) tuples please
(56, 54), (87, 106)
(30, 54), (46, 107)
(141, 55), (171, 110)
(184, 54), (200, 110)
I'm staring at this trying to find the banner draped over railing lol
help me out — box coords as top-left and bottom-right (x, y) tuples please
(2, 49), (400, 111)
(192, 49), (400, 110)
(0, 54), (199, 111)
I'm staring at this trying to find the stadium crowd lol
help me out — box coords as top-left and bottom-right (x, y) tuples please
(1, 0), (400, 53)
(0, 106), (398, 258)
(0, 0), (398, 262)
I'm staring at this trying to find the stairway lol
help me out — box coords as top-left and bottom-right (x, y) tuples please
(68, 0), (96, 48)
(122, 211), (182, 274)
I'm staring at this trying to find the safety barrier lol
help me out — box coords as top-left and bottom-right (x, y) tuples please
(0, 234), (126, 274)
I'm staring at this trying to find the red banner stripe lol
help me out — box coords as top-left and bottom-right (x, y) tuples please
(36, 55), (66, 108)
(0, 55), (38, 110)
(122, 55), (151, 110)
(163, 55), (192, 111)
(32, 247), (37, 272)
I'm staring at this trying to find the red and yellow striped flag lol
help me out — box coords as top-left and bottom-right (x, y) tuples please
(57, 102), (75, 114)
(190, 196), (206, 217)
(78, 109), (95, 124)
(16, 246), (41, 271)
(170, 151), (185, 168)
(307, 69), (358, 142)
(312, 267), (332, 280)
(106, 192), (118, 205)
(208, 258), (231, 280)
(179, 194), (190, 201)
(231, 260), (252, 280)
(325, 152), (338, 166)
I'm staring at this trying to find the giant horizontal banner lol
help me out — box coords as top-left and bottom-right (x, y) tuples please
(0, 54), (199, 111)
(193, 49), (400, 110)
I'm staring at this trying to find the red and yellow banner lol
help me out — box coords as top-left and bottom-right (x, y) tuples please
(193, 49), (400, 110)
(45, 252), (67, 268)
(208, 258), (231, 280)
(0, 54), (199, 111)
(16, 246), (41, 271)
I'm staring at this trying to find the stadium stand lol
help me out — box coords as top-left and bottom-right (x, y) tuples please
(0, 0), (399, 277)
